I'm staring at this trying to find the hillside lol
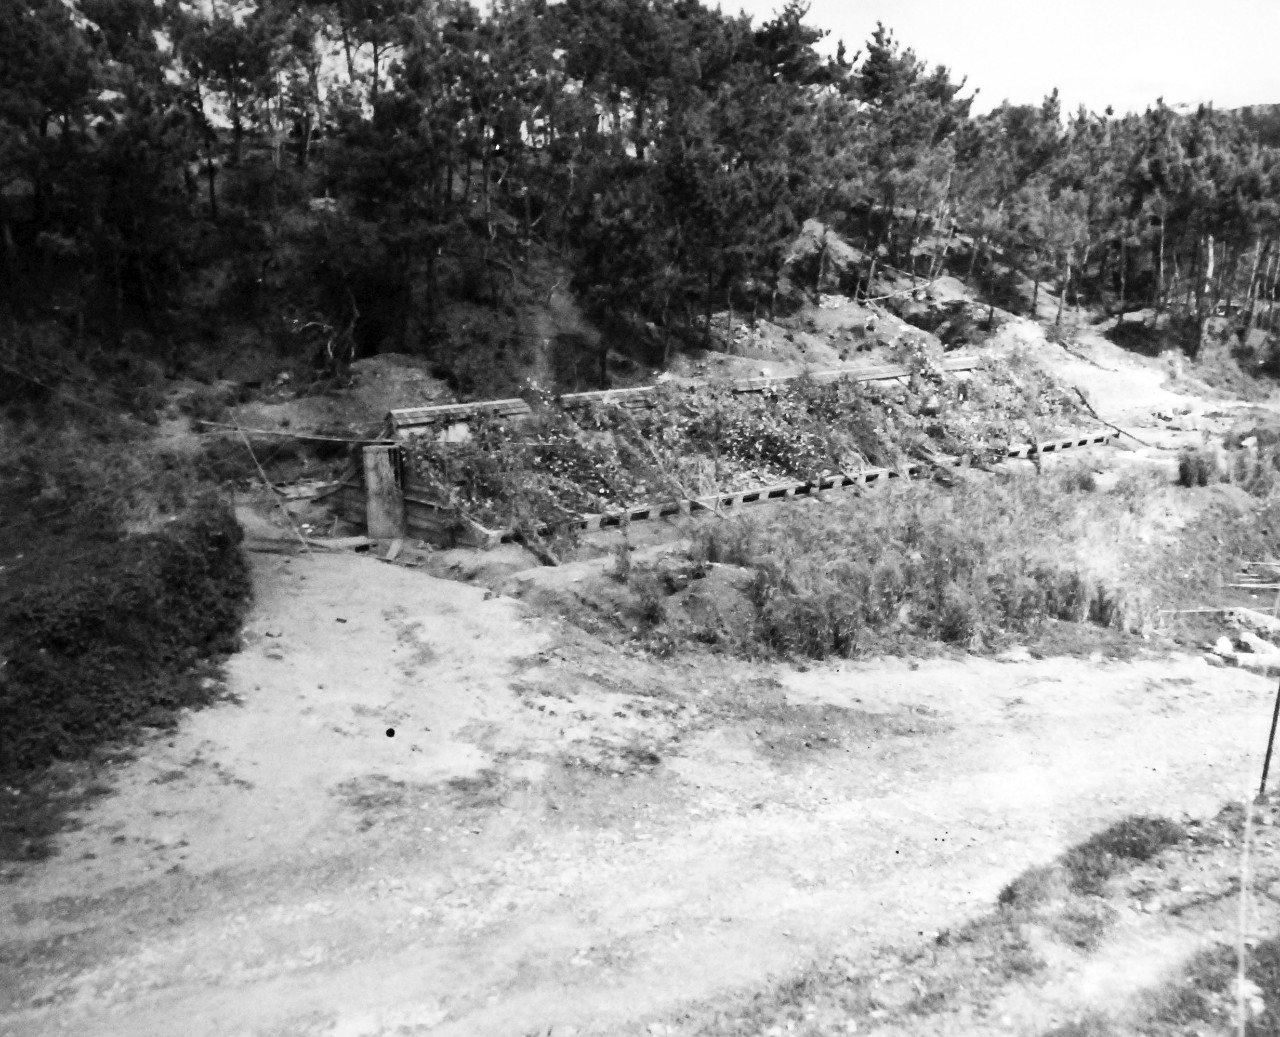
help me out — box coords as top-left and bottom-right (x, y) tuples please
(4, 0), (1280, 404)
(12, 2), (1280, 1035)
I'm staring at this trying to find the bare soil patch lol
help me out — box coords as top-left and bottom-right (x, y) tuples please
(2, 541), (1277, 1037)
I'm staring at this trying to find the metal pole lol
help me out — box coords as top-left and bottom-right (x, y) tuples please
(1259, 677), (1280, 800)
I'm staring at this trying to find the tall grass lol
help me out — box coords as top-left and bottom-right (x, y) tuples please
(684, 469), (1146, 657)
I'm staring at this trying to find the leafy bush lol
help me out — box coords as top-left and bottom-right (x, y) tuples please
(0, 495), (251, 775)
(1177, 447), (1219, 487)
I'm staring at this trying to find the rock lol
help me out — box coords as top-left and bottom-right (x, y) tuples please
(1204, 653), (1225, 668)
(1240, 631), (1278, 654)
(996, 645), (1032, 663)
(1214, 636), (1237, 657)
(1237, 654), (1280, 677)
(779, 219), (865, 297)
(1229, 608), (1280, 639)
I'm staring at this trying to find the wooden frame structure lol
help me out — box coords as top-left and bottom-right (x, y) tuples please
(331, 428), (1120, 549)
(327, 355), (1120, 548)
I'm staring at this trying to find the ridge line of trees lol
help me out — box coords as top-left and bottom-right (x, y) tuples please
(4, 0), (1280, 373)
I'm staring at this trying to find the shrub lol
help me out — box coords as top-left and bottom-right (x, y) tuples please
(611, 540), (633, 583)
(678, 470), (1137, 659)
(1064, 465), (1098, 493)
(1177, 447), (1218, 487)
(0, 495), (251, 775)
(179, 385), (233, 425)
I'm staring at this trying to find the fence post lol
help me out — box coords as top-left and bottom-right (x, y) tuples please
(363, 445), (406, 539)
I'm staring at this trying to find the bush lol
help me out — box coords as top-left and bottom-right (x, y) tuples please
(0, 495), (251, 775)
(1177, 447), (1218, 487)
(679, 470), (1138, 659)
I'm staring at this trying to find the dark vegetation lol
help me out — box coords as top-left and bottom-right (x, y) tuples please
(0, 496), (249, 777)
(0, 493), (250, 862)
(6, 0), (1280, 401)
(0, 347), (255, 859)
(999, 815), (1186, 906)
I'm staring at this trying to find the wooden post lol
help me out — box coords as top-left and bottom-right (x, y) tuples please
(363, 445), (405, 539)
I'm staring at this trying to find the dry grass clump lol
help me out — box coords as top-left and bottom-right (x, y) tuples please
(998, 815), (1186, 909)
(0, 421), (208, 542)
(680, 469), (1142, 658)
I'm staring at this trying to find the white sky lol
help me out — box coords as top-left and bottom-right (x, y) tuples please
(723, 0), (1280, 116)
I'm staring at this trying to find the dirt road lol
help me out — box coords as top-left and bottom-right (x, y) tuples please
(1, 542), (1275, 1037)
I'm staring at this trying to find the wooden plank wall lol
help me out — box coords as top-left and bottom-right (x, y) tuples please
(559, 355), (981, 411)
(384, 355), (983, 432)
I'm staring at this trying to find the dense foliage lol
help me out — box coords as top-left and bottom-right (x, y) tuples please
(4, 0), (1280, 380)
(0, 496), (250, 775)
(404, 349), (1094, 528)
(686, 476), (1130, 657)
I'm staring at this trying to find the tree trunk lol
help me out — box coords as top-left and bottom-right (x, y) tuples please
(2, 220), (20, 314)
(298, 60), (320, 169)
(1156, 214), (1166, 313)
(1119, 243), (1127, 312)
(1217, 241), (1238, 315)
(703, 269), (714, 349)
(1202, 233), (1215, 321)
(1055, 252), (1071, 326)
(194, 79), (218, 220)
(1246, 237), (1266, 326)
(205, 151), (218, 222)
(230, 88), (242, 165)
(340, 24), (357, 86)
(929, 215), (954, 280)
(1266, 252), (1280, 331)
(1182, 236), (1192, 313)
(904, 208), (922, 277)
(1076, 243), (1090, 320)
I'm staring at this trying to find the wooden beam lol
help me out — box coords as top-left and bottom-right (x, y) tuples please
(362, 445), (406, 539)
(388, 398), (531, 432)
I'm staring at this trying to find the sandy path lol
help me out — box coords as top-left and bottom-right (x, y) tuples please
(1, 549), (1276, 1037)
